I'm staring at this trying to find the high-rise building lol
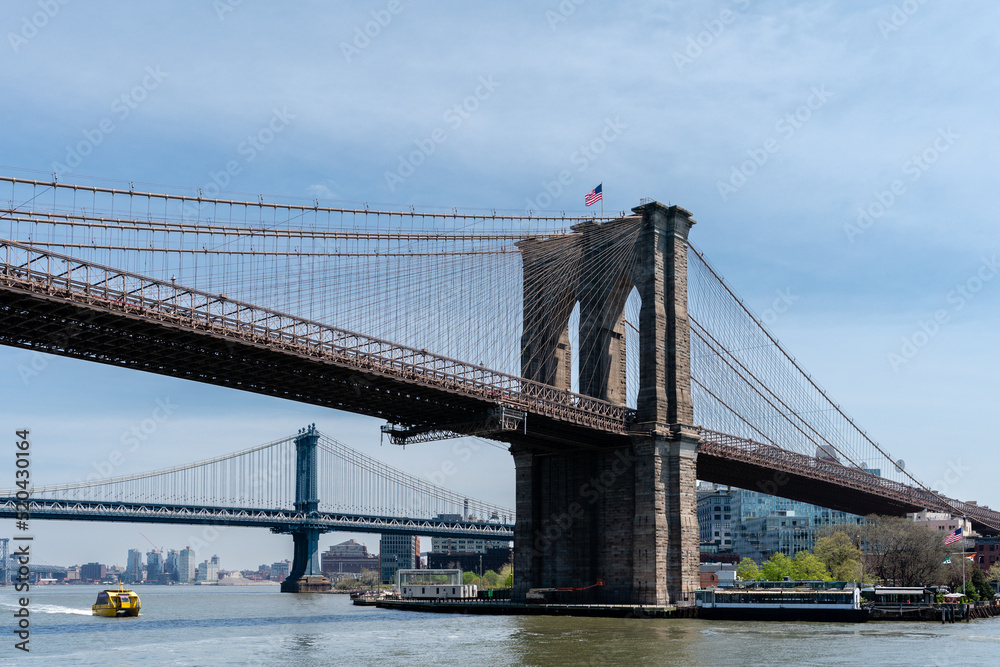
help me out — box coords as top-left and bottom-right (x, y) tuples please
(146, 550), (164, 582)
(164, 549), (179, 581)
(380, 534), (420, 584)
(124, 549), (144, 583)
(177, 546), (196, 583)
(697, 483), (862, 563)
(146, 550), (163, 577)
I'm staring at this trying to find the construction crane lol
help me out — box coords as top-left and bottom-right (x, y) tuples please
(139, 532), (163, 553)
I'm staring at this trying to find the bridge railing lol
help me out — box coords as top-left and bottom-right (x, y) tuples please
(699, 428), (1000, 532)
(0, 239), (632, 433)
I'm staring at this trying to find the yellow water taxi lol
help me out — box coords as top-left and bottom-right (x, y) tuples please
(92, 582), (141, 617)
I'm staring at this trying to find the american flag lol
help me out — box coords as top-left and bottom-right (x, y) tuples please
(585, 183), (603, 207)
(944, 527), (962, 545)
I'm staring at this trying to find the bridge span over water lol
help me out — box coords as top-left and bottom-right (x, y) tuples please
(0, 425), (513, 591)
(1, 175), (997, 601)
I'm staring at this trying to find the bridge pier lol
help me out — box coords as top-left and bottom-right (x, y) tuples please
(514, 202), (699, 606)
(281, 528), (330, 593)
(280, 424), (332, 593)
(511, 430), (698, 605)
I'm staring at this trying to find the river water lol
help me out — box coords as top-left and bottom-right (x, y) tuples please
(3, 585), (998, 665)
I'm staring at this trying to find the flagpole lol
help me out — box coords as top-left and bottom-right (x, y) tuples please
(962, 516), (967, 598)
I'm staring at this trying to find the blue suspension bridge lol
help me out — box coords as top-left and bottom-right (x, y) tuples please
(0, 424), (513, 591)
(1, 174), (997, 601)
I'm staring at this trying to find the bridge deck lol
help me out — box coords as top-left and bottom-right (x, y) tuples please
(698, 429), (1000, 535)
(0, 240), (629, 449)
(3, 240), (999, 535)
(0, 498), (514, 539)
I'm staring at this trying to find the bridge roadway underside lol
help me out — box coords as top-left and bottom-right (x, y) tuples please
(0, 289), (609, 451)
(4, 289), (992, 541)
(696, 451), (920, 519)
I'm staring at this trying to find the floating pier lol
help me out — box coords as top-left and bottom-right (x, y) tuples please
(375, 599), (697, 618)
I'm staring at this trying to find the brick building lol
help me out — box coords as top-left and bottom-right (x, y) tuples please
(321, 539), (379, 576)
(973, 536), (1000, 570)
(80, 562), (106, 582)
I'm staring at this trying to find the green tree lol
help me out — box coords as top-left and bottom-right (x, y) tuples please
(987, 563), (1000, 583)
(753, 551), (831, 582)
(498, 562), (513, 588)
(462, 571), (478, 586)
(814, 532), (864, 582)
(963, 581), (980, 602)
(736, 557), (760, 581)
(971, 567), (993, 601)
(790, 551), (831, 581)
(480, 569), (501, 589)
(759, 553), (795, 581)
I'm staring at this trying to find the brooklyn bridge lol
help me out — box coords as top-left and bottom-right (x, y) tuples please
(1, 175), (996, 602)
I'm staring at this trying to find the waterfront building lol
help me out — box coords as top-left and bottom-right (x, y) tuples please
(908, 510), (972, 538)
(697, 483), (863, 562)
(270, 560), (291, 582)
(321, 539), (379, 576)
(80, 562), (106, 582)
(698, 484), (735, 550)
(124, 549), (144, 583)
(427, 547), (512, 574)
(430, 535), (510, 554)
(147, 549), (164, 581)
(973, 536), (1000, 570)
(380, 534), (420, 584)
(700, 563), (738, 588)
(732, 511), (853, 562)
(177, 547), (197, 583)
(429, 513), (509, 554)
(196, 559), (219, 583)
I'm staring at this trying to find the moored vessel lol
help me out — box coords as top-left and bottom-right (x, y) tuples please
(695, 581), (868, 622)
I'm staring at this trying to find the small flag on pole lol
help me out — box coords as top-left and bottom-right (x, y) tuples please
(585, 183), (603, 207)
(943, 556), (952, 564)
(944, 528), (962, 545)
(965, 553), (975, 561)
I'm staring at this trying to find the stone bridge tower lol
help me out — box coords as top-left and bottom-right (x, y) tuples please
(512, 202), (699, 606)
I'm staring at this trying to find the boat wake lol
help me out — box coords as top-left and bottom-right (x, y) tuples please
(0, 601), (92, 616)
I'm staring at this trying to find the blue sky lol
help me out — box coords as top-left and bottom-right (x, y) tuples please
(2, 0), (999, 570)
